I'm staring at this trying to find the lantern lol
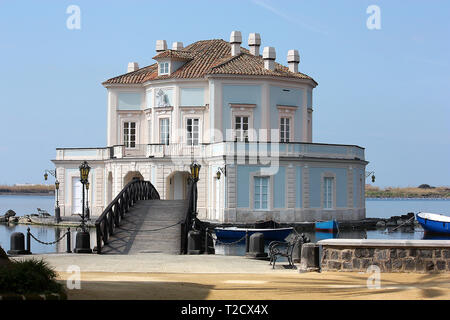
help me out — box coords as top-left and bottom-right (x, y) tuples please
(79, 161), (91, 183)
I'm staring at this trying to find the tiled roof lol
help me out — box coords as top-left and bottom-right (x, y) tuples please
(152, 50), (194, 61)
(103, 39), (316, 85)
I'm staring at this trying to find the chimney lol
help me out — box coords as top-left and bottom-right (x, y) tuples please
(127, 62), (139, 73)
(287, 50), (300, 73)
(263, 46), (276, 71)
(172, 41), (183, 50)
(248, 33), (261, 56)
(155, 40), (167, 53)
(230, 31), (242, 56)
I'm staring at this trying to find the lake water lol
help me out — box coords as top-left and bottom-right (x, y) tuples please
(1, 195), (450, 254)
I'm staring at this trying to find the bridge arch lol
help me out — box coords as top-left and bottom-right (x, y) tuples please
(123, 171), (144, 186)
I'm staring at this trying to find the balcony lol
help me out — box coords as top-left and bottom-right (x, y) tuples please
(56, 142), (365, 162)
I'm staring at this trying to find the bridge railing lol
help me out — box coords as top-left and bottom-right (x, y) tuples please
(94, 179), (160, 254)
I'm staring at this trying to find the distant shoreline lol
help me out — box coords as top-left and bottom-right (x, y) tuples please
(0, 192), (54, 196)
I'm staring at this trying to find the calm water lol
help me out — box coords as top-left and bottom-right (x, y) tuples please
(1, 195), (450, 254)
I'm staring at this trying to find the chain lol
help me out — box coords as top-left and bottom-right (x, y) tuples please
(118, 219), (183, 232)
(213, 234), (247, 246)
(28, 230), (68, 246)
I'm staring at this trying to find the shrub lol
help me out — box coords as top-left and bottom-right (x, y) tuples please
(0, 258), (65, 296)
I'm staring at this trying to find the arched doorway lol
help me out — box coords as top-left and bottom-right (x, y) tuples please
(167, 171), (190, 200)
(123, 171), (144, 186)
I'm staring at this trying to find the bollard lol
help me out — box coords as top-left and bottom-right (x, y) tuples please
(26, 227), (31, 254)
(245, 232), (268, 258)
(74, 231), (92, 253)
(245, 230), (250, 253)
(66, 228), (72, 253)
(298, 243), (320, 273)
(292, 238), (303, 263)
(187, 230), (202, 254)
(8, 232), (29, 255)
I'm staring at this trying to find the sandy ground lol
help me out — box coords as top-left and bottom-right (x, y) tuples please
(57, 271), (450, 300)
(15, 253), (450, 300)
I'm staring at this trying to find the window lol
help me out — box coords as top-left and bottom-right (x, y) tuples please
(186, 118), (199, 146)
(160, 118), (170, 145)
(324, 177), (333, 209)
(124, 122), (136, 148)
(254, 176), (269, 210)
(235, 116), (249, 142)
(280, 117), (290, 142)
(159, 62), (169, 75)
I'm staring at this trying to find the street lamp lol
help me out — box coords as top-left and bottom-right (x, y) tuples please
(189, 161), (201, 231)
(55, 180), (60, 207)
(215, 167), (226, 180)
(366, 171), (376, 183)
(74, 160), (92, 253)
(85, 181), (90, 221)
(43, 169), (60, 223)
(190, 162), (201, 182)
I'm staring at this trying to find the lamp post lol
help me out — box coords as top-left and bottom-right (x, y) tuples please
(189, 161), (201, 230)
(54, 180), (61, 223)
(74, 161), (92, 253)
(85, 181), (90, 221)
(44, 169), (61, 223)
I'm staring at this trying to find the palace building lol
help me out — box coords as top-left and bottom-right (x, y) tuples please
(52, 31), (368, 223)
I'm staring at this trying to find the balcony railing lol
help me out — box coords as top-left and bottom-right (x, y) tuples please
(56, 142), (365, 161)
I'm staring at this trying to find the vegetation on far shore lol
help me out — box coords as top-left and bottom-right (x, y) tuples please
(0, 184), (54, 194)
(1, 183), (449, 199)
(366, 184), (450, 199)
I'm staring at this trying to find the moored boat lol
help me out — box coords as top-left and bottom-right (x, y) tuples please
(214, 227), (293, 241)
(315, 219), (339, 233)
(416, 212), (450, 235)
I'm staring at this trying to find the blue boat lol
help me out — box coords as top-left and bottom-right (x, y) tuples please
(416, 212), (450, 235)
(315, 219), (339, 233)
(214, 227), (293, 241)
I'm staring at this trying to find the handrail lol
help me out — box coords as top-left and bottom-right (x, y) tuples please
(94, 179), (160, 254)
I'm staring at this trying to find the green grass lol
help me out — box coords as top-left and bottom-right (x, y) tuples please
(0, 258), (66, 296)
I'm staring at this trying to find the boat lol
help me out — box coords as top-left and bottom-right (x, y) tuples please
(416, 212), (450, 235)
(214, 227), (294, 241)
(315, 219), (339, 233)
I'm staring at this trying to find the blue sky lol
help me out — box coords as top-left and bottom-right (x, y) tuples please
(0, 0), (449, 188)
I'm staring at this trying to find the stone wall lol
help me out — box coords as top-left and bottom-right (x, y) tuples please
(318, 239), (450, 273)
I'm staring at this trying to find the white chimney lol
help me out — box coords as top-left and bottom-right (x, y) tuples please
(127, 62), (139, 73)
(155, 40), (167, 53)
(287, 50), (300, 73)
(172, 41), (183, 50)
(230, 31), (242, 56)
(248, 33), (261, 56)
(263, 46), (276, 71)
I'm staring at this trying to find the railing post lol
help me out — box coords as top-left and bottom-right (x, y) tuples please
(204, 227), (209, 254)
(245, 230), (250, 253)
(66, 228), (72, 253)
(95, 224), (102, 254)
(26, 227), (31, 254)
